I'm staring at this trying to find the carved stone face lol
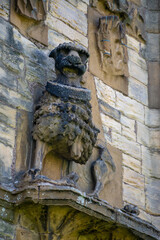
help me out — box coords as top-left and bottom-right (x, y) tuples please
(49, 42), (89, 87)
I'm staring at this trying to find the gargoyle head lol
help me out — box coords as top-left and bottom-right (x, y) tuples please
(49, 42), (89, 87)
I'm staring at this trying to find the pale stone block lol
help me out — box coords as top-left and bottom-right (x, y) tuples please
(82, 0), (89, 4)
(128, 61), (148, 85)
(151, 216), (160, 230)
(145, 178), (160, 214)
(48, 29), (71, 50)
(142, 146), (160, 179)
(150, 129), (160, 149)
(139, 209), (151, 223)
(111, 131), (141, 160)
(0, 123), (15, 148)
(123, 166), (144, 190)
(122, 125), (136, 141)
(116, 92), (144, 123)
(0, 85), (33, 112)
(77, 1), (88, 13)
(127, 49), (147, 71)
(0, 0), (9, 20)
(0, 143), (13, 169)
(145, 107), (160, 128)
(128, 77), (148, 106)
(100, 113), (121, 133)
(123, 183), (145, 209)
(99, 99), (121, 121)
(0, 103), (16, 128)
(120, 115), (135, 129)
(137, 121), (149, 146)
(49, 0), (87, 36)
(103, 126), (112, 143)
(126, 35), (140, 53)
(123, 153), (141, 173)
(46, 14), (88, 47)
(95, 78), (116, 107)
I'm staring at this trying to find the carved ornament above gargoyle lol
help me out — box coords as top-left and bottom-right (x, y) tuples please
(15, 0), (47, 21)
(97, 16), (128, 77)
(33, 43), (99, 165)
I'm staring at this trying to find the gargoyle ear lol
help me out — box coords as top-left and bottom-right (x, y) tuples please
(49, 49), (56, 59)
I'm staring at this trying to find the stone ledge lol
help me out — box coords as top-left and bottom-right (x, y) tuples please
(0, 182), (159, 239)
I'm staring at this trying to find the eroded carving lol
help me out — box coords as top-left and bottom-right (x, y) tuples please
(93, 0), (145, 41)
(15, 0), (47, 21)
(97, 16), (128, 77)
(89, 145), (116, 197)
(122, 204), (140, 216)
(33, 43), (99, 167)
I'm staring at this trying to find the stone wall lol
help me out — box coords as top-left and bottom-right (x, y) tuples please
(0, 0), (159, 235)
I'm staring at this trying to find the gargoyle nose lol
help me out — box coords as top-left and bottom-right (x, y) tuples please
(68, 50), (81, 64)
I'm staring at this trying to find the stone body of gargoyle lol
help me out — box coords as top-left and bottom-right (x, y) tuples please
(32, 43), (99, 184)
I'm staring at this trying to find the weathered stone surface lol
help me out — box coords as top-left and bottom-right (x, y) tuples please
(128, 61), (148, 86)
(0, 0), (9, 20)
(147, 33), (160, 61)
(109, 131), (141, 160)
(148, 62), (160, 108)
(123, 166), (144, 190)
(99, 99), (121, 121)
(120, 115), (135, 130)
(145, 107), (160, 127)
(0, 206), (14, 222)
(147, 0), (160, 10)
(0, 103), (16, 128)
(50, 0), (87, 36)
(137, 121), (149, 146)
(0, 66), (17, 92)
(0, 85), (33, 112)
(146, 11), (160, 33)
(122, 125), (136, 141)
(95, 78), (116, 107)
(123, 183), (145, 209)
(150, 129), (160, 149)
(122, 153), (141, 173)
(101, 113), (121, 134)
(142, 146), (160, 179)
(116, 92), (144, 123)
(151, 216), (160, 231)
(48, 29), (71, 49)
(127, 48), (147, 71)
(0, 219), (15, 239)
(0, 123), (15, 148)
(126, 35), (140, 53)
(0, 143), (13, 183)
(46, 14), (88, 47)
(146, 178), (160, 214)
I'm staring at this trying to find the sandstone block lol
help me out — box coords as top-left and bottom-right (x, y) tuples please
(148, 62), (160, 108)
(0, 143), (13, 183)
(120, 115), (135, 130)
(142, 146), (160, 179)
(48, 29), (71, 50)
(145, 107), (160, 127)
(122, 125), (136, 141)
(0, 123), (15, 148)
(137, 121), (149, 146)
(150, 129), (160, 149)
(146, 178), (160, 214)
(100, 113), (121, 133)
(99, 99), (121, 121)
(126, 35), (140, 53)
(122, 153), (141, 173)
(46, 14), (88, 47)
(0, 66), (17, 91)
(0, 103), (16, 128)
(146, 11), (160, 33)
(127, 49), (147, 71)
(128, 78), (148, 105)
(123, 183), (145, 209)
(123, 166), (144, 190)
(128, 61), (148, 85)
(116, 92), (144, 123)
(50, 0), (87, 36)
(147, 33), (160, 61)
(77, 1), (88, 13)
(95, 78), (116, 107)
(0, 206), (14, 223)
(0, 85), (33, 112)
(147, 0), (160, 10)
(111, 131), (141, 160)
(151, 216), (160, 230)
(0, 0), (9, 20)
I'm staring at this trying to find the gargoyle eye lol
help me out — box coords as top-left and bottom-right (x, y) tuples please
(79, 52), (88, 63)
(60, 48), (70, 56)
